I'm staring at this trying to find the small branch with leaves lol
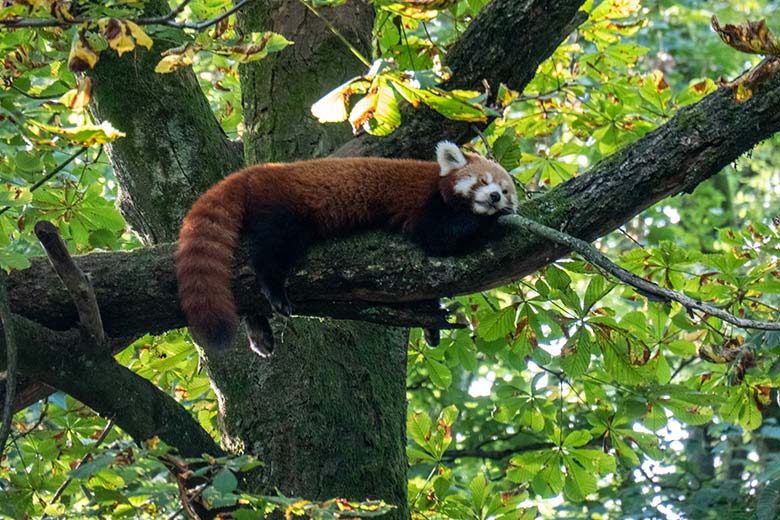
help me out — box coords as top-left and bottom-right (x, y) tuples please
(501, 214), (780, 332)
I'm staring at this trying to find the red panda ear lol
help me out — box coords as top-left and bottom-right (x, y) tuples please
(436, 141), (467, 176)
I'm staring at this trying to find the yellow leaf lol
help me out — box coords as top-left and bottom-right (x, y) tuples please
(100, 18), (135, 56)
(126, 20), (153, 51)
(155, 44), (198, 73)
(28, 120), (126, 146)
(68, 29), (99, 72)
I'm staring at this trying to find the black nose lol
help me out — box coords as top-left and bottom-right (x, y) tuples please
(490, 192), (501, 203)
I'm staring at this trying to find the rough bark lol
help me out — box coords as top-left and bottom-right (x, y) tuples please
(9, 73), (780, 337)
(88, 0), (244, 244)
(237, 0), (374, 162)
(333, 0), (588, 159)
(205, 319), (408, 512)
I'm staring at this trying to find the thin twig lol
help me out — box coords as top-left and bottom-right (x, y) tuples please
(139, 0), (194, 25)
(501, 214), (780, 332)
(617, 226), (645, 248)
(471, 125), (496, 161)
(0, 271), (17, 456)
(50, 419), (115, 504)
(167, 0), (252, 30)
(0, 146), (88, 218)
(0, 0), (249, 30)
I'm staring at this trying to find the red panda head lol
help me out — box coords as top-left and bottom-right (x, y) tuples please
(436, 141), (518, 216)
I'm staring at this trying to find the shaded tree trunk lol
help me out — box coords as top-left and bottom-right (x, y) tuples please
(213, 3), (412, 516)
(205, 320), (408, 512)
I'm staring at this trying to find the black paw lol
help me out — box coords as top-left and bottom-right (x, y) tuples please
(423, 328), (440, 347)
(246, 314), (274, 357)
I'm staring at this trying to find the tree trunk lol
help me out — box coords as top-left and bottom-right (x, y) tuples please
(205, 319), (408, 514)
(209, 3), (411, 516)
(88, 0), (243, 244)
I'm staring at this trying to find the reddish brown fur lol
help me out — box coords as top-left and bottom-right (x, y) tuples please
(176, 149), (516, 350)
(175, 157), (441, 347)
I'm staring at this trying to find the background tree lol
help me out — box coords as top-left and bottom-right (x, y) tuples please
(0, 1), (780, 519)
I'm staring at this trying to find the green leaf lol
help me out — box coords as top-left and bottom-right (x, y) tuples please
(563, 456), (598, 501)
(212, 469), (238, 495)
(563, 430), (592, 448)
(479, 306), (516, 342)
(426, 357), (452, 389)
(390, 80), (487, 122)
(469, 473), (488, 512)
(407, 411), (432, 450)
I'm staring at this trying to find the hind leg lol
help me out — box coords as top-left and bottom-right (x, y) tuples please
(245, 312), (275, 357)
(247, 208), (311, 316)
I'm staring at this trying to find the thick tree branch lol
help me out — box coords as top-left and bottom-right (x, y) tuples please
(0, 314), (221, 458)
(7, 72), (780, 341)
(334, 0), (588, 158)
(0, 272), (17, 455)
(4, 223), (220, 457)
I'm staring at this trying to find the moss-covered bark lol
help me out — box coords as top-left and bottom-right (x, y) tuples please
(205, 319), (408, 515)
(89, 0), (243, 243)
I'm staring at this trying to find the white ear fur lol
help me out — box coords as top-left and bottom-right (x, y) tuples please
(436, 141), (467, 176)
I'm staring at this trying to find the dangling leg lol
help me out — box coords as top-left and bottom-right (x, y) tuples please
(247, 208), (311, 316)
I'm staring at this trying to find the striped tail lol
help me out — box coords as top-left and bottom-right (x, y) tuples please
(175, 174), (246, 350)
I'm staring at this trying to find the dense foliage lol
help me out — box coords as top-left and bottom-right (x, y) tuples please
(1, 0), (779, 518)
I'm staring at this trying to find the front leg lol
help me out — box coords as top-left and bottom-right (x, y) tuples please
(412, 206), (495, 256)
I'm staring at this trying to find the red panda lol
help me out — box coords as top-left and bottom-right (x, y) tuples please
(175, 141), (518, 353)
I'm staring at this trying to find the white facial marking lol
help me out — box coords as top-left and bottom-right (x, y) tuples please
(436, 141), (467, 176)
(471, 182), (504, 214)
(453, 175), (477, 195)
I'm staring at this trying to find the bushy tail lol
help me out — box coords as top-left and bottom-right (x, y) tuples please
(175, 174), (247, 350)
